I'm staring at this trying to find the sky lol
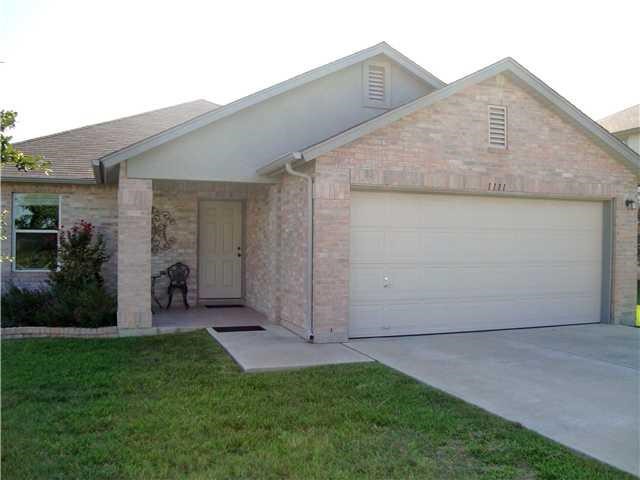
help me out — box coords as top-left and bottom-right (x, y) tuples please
(1, 0), (639, 142)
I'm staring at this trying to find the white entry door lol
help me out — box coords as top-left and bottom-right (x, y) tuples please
(349, 191), (604, 338)
(199, 201), (243, 299)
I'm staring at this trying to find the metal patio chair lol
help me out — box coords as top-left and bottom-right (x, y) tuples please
(166, 262), (190, 309)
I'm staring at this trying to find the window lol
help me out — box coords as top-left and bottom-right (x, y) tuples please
(488, 105), (507, 148)
(13, 193), (60, 271)
(363, 60), (391, 108)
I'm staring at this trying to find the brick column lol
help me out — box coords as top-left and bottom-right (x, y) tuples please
(614, 193), (638, 326)
(312, 159), (351, 342)
(117, 162), (152, 329)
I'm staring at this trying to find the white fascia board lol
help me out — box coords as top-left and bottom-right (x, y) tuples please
(0, 176), (97, 185)
(98, 42), (446, 171)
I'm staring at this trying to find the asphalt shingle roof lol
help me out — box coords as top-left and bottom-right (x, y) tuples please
(3, 99), (219, 182)
(599, 104), (640, 134)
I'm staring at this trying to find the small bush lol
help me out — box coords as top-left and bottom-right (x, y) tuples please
(1, 284), (52, 328)
(48, 283), (116, 328)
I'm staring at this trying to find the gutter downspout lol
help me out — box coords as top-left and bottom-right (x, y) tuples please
(284, 157), (314, 342)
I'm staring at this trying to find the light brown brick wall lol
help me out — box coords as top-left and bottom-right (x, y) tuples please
(1, 182), (118, 292)
(312, 74), (638, 340)
(312, 165), (350, 342)
(117, 165), (152, 328)
(245, 184), (281, 322)
(278, 171), (310, 336)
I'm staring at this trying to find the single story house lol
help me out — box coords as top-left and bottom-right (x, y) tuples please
(2, 42), (638, 342)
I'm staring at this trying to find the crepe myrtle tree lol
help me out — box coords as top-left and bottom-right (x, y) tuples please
(0, 110), (52, 262)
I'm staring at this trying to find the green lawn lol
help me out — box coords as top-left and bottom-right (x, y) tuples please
(1, 331), (632, 479)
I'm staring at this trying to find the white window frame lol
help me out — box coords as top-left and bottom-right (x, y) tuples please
(11, 193), (62, 272)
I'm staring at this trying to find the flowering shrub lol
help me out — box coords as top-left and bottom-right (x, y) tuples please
(49, 220), (109, 289)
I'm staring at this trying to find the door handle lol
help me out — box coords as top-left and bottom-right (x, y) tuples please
(237, 246), (242, 258)
(383, 276), (392, 288)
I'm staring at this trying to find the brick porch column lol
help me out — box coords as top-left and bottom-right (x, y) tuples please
(117, 162), (152, 329)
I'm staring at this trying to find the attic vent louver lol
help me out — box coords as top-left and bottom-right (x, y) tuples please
(368, 65), (385, 101)
(363, 60), (391, 108)
(488, 105), (507, 148)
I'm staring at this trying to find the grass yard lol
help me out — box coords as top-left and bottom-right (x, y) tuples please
(1, 331), (633, 479)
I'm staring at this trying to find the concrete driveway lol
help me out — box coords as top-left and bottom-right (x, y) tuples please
(347, 324), (640, 475)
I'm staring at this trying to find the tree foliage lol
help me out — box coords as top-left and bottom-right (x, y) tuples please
(1, 110), (51, 173)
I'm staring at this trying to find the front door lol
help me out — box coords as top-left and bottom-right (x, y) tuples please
(198, 201), (242, 299)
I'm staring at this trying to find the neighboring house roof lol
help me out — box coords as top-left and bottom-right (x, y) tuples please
(97, 42), (446, 170)
(599, 105), (640, 135)
(2, 99), (219, 183)
(259, 58), (640, 176)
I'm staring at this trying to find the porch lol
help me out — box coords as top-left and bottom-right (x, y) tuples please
(117, 171), (311, 340)
(152, 305), (267, 329)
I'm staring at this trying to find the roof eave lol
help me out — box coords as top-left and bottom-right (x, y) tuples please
(255, 152), (303, 176)
(0, 176), (97, 185)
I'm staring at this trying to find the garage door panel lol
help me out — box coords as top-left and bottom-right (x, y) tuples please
(349, 192), (603, 338)
(351, 229), (385, 261)
(352, 264), (600, 303)
(386, 230), (422, 258)
(350, 294), (601, 337)
(350, 266), (384, 294)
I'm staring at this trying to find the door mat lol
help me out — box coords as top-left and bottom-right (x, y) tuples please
(213, 325), (266, 332)
(205, 304), (244, 309)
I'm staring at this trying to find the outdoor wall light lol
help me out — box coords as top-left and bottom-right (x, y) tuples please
(624, 195), (637, 209)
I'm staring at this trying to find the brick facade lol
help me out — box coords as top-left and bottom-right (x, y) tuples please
(1, 182), (118, 292)
(311, 74), (638, 340)
(278, 171), (311, 337)
(245, 184), (281, 323)
(117, 164), (152, 328)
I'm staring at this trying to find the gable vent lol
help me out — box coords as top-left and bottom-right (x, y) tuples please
(368, 65), (386, 101)
(363, 61), (391, 108)
(488, 105), (507, 148)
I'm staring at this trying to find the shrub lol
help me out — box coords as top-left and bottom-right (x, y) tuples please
(1, 220), (117, 329)
(49, 220), (109, 289)
(47, 283), (116, 328)
(1, 284), (52, 327)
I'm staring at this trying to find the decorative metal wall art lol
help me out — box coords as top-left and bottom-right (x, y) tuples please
(151, 207), (176, 254)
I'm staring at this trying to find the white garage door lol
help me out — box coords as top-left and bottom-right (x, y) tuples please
(349, 192), (603, 338)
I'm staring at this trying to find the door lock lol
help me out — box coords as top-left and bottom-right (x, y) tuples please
(383, 275), (392, 288)
(237, 246), (242, 258)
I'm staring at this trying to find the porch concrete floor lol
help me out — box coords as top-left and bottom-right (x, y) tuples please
(153, 305), (267, 328)
(153, 306), (372, 372)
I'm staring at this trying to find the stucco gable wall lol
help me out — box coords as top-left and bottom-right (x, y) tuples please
(312, 74), (637, 341)
(126, 55), (433, 183)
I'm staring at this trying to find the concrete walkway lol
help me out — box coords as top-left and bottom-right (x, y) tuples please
(207, 325), (372, 372)
(348, 324), (640, 476)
